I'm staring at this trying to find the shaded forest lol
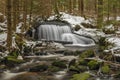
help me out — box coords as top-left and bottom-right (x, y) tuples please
(0, 0), (120, 80)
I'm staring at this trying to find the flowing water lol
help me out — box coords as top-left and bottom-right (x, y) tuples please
(37, 23), (95, 47)
(38, 24), (71, 41)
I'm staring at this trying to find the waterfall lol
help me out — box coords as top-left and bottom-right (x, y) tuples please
(36, 23), (95, 47)
(38, 24), (71, 41)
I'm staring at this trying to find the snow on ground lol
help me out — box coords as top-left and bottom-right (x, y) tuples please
(75, 29), (105, 40)
(0, 32), (7, 41)
(117, 16), (120, 21)
(108, 37), (120, 47)
(16, 22), (23, 33)
(48, 12), (92, 28)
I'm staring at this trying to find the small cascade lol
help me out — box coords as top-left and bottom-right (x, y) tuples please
(38, 24), (72, 41)
(61, 33), (95, 46)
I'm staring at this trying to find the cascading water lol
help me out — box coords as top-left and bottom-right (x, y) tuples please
(36, 22), (95, 47)
(61, 33), (95, 47)
(38, 24), (72, 41)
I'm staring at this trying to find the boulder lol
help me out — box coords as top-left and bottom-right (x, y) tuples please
(10, 72), (40, 80)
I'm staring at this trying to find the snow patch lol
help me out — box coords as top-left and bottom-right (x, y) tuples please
(48, 12), (92, 28)
(0, 32), (7, 41)
(108, 37), (120, 47)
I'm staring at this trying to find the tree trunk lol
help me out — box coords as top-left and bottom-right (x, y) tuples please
(6, 0), (12, 51)
(97, 0), (103, 28)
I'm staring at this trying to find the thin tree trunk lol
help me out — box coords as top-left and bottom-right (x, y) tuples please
(6, 0), (12, 51)
(97, 0), (103, 28)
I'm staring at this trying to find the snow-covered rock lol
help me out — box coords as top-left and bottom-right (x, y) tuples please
(108, 37), (120, 47)
(0, 32), (7, 42)
(48, 12), (92, 28)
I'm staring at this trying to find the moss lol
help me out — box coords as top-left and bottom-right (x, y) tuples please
(98, 37), (113, 52)
(52, 60), (67, 68)
(77, 66), (88, 72)
(71, 72), (91, 80)
(69, 65), (80, 73)
(78, 58), (88, 66)
(29, 64), (48, 72)
(7, 57), (25, 63)
(87, 60), (100, 70)
(101, 64), (110, 74)
(80, 49), (94, 58)
(2, 51), (24, 67)
(48, 66), (61, 72)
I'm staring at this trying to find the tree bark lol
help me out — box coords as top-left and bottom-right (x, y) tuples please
(97, 0), (103, 28)
(6, 0), (12, 51)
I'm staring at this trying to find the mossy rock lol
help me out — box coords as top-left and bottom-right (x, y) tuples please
(3, 56), (25, 67)
(69, 65), (80, 73)
(98, 37), (113, 51)
(74, 25), (81, 31)
(10, 72), (40, 80)
(69, 65), (87, 73)
(80, 49), (95, 58)
(88, 60), (100, 70)
(102, 28), (115, 34)
(48, 66), (61, 72)
(78, 66), (88, 72)
(81, 23), (96, 28)
(0, 45), (6, 52)
(78, 58), (88, 66)
(29, 64), (48, 72)
(63, 51), (74, 55)
(101, 64), (110, 74)
(70, 72), (91, 80)
(7, 57), (25, 63)
(0, 65), (6, 72)
(114, 72), (120, 78)
(52, 60), (67, 68)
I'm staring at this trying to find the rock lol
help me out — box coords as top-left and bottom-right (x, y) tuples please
(70, 72), (91, 80)
(2, 55), (25, 67)
(0, 65), (6, 72)
(87, 60), (100, 70)
(48, 66), (60, 73)
(69, 65), (87, 73)
(29, 64), (48, 72)
(9, 72), (40, 80)
(101, 64), (110, 74)
(79, 49), (95, 58)
(0, 45), (6, 52)
(114, 72), (120, 78)
(35, 52), (47, 56)
(81, 23), (96, 28)
(74, 25), (81, 31)
(68, 59), (76, 67)
(63, 51), (74, 55)
(78, 58), (88, 66)
(17, 55), (23, 60)
(77, 66), (88, 72)
(52, 60), (67, 69)
(69, 65), (80, 73)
